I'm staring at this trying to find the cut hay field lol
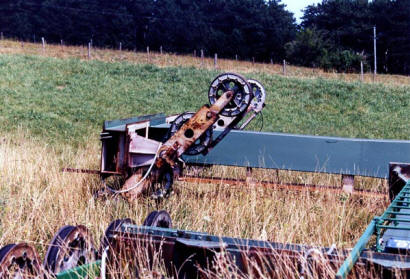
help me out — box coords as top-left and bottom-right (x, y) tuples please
(0, 49), (409, 278)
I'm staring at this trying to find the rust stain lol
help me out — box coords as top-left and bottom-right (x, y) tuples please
(178, 175), (387, 199)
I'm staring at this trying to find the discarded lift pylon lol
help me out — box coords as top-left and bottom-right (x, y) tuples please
(97, 73), (266, 202)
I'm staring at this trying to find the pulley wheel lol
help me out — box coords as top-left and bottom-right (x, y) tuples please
(44, 225), (96, 275)
(164, 112), (213, 155)
(208, 73), (253, 117)
(100, 218), (135, 255)
(248, 79), (266, 112)
(143, 210), (172, 228)
(0, 243), (42, 278)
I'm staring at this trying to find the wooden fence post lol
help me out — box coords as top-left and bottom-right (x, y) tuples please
(201, 49), (204, 67)
(147, 46), (150, 62)
(235, 54), (238, 61)
(160, 45), (163, 55)
(119, 42), (122, 51)
(246, 167), (256, 186)
(88, 42), (91, 59)
(41, 37), (45, 54)
(252, 57), (255, 65)
(360, 61), (364, 82)
(0, 32), (3, 40)
(193, 49), (196, 57)
(21, 41), (24, 48)
(283, 59), (287, 75)
(214, 53), (217, 69)
(270, 58), (273, 64)
(342, 174), (355, 194)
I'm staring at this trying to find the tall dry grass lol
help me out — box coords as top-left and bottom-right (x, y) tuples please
(0, 39), (409, 87)
(0, 131), (389, 278)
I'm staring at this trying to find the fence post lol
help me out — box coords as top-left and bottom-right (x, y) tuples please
(193, 49), (196, 57)
(252, 57), (255, 66)
(342, 174), (355, 194)
(88, 42), (91, 59)
(270, 58), (273, 64)
(119, 42), (122, 51)
(147, 46), (150, 62)
(200, 49), (204, 67)
(246, 167), (256, 186)
(160, 45), (163, 55)
(21, 41), (24, 48)
(214, 53), (217, 69)
(235, 54), (238, 61)
(360, 61), (364, 82)
(0, 32), (3, 40)
(283, 59), (287, 75)
(41, 37), (45, 54)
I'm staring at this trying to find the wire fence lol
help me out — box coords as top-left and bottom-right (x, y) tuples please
(1, 34), (408, 86)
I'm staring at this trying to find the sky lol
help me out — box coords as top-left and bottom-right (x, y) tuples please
(281, 0), (322, 23)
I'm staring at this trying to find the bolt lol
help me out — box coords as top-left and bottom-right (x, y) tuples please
(206, 112), (213, 119)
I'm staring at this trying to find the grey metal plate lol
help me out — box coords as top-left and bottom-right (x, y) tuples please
(104, 113), (166, 132)
(182, 130), (410, 178)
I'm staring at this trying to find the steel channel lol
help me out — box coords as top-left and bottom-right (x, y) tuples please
(178, 175), (387, 198)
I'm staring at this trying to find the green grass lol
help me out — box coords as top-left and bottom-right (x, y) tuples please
(0, 54), (408, 148)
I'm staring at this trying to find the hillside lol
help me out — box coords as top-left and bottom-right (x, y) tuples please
(0, 53), (408, 149)
(1, 39), (410, 87)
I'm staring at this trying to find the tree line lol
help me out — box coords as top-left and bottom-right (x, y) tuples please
(0, 0), (408, 75)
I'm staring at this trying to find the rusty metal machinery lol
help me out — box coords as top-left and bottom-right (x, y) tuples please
(98, 72), (266, 202)
(0, 225), (98, 278)
(0, 169), (409, 279)
(60, 72), (410, 201)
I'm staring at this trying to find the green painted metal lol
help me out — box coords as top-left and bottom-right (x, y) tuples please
(382, 217), (410, 223)
(147, 120), (410, 178)
(376, 225), (410, 230)
(384, 211), (410, 216)
(56, 260), (101, 279)
(335, 219), (376, 279)
(177, 129), (410, 179)
(336, 180), (410, 279)
(104, 113), (165, 132)
(376, 181), (410, 250)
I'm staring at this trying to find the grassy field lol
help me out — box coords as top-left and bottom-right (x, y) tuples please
(0, 134), (387, 278)
(1, 39), (410, 87)
(0, 54), (408, 149)
(0, 50), (408, 278)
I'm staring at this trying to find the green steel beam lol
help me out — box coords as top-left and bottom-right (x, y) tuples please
(336, 181), (410, 278)
(376, 225), (410, 230)
(335, 219), (376, 279)
(384, 211), (410, 216)
(56, 260), (101, 279)
(179, 129), (410, 179)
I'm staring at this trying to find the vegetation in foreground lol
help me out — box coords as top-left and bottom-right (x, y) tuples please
(0, 52), (407, 277)
(0, 135), (387, 271)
